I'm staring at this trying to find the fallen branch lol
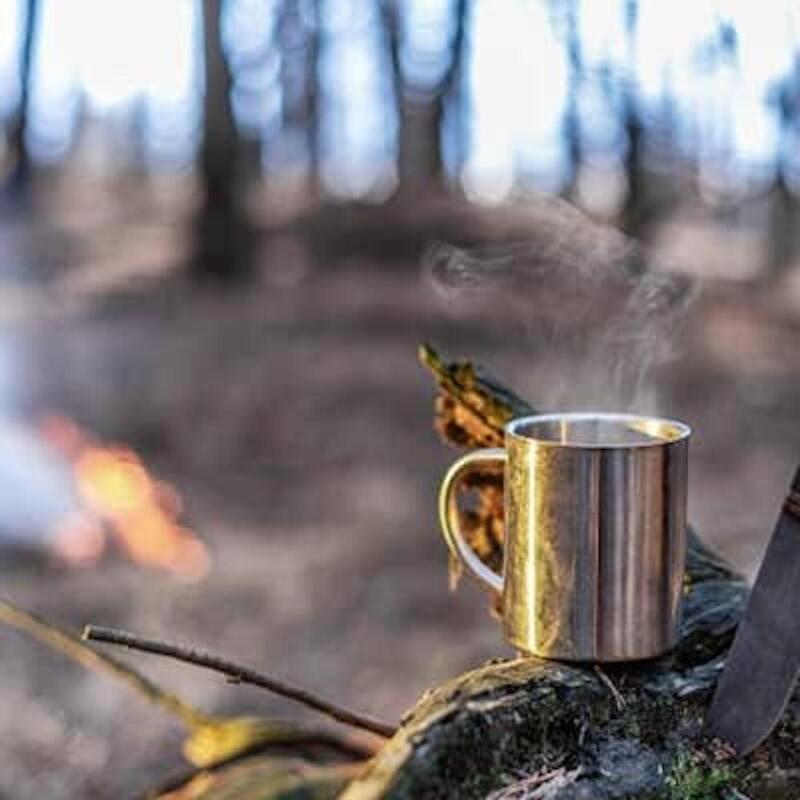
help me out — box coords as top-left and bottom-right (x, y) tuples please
(83, 624), (396, 739)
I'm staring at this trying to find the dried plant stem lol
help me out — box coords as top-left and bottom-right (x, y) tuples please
(593, 665), (626, 712)
(83, 624), (396, 739)
(0, 599), (210, 729)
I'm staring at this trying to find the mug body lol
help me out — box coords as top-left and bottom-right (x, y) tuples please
(502, 412), (689, 662)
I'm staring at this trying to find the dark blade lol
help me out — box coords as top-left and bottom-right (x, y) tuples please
(705, 466), (800, 755)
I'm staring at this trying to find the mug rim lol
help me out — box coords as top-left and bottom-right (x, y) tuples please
(505, 411), (692, 449)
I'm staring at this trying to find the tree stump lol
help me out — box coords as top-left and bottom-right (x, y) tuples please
(157, 348), (799, 799)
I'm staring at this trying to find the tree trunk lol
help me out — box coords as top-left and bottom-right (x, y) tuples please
(277, 0), (322, 195)
(305, 0), (322, 192)
(192, 0), (254, 282)
(764, 171), (799, 281)
(381, 0), (470, 194)
(619, 0), (650, 239)
(5, 0), (39, 200)
(560, 0), (583, 201)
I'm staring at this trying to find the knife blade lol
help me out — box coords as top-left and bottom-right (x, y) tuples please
(705, 465), (800, 755)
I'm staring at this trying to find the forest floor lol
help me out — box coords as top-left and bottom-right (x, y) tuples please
(0, 179), (798, 799)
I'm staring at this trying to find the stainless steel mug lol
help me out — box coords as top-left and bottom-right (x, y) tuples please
(439, 412), (691, 662)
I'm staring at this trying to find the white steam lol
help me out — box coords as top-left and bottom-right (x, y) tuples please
(425, 201), (697, 411)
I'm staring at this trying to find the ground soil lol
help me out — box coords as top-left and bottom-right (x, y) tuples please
(0, 181), (797, 799)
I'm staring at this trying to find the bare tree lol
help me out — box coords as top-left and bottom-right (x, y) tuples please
(192, 0), (254, 281)
(277, 0), (323, 193)
(5, 0), (40, 199)
(380, 0), (471, 194)
(559, 0), (583, 200)
(765, 56), (800, 279)
(618, 0), (648, 237)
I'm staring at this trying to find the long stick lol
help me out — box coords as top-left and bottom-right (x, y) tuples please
(84, 624), (396, 739)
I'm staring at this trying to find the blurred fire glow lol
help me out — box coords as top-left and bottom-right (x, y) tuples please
(39, 415), (209, 578)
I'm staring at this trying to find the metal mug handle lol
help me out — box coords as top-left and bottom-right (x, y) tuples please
(438, 448), (506, 594)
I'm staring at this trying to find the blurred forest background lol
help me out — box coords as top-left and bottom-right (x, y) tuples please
(3, 0), (800, 273)
(0, 1), (799, 798)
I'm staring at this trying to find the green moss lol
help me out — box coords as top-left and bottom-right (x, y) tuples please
(664, 752), (735, 800)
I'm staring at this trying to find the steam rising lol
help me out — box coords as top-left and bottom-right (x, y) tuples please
(425, 200), (697, 411)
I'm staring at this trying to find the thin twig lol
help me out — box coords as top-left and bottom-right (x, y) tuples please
(487, 764), (582, 800)
(84, 624), (397, 739)
(593, 664), (626, 712)
(0, 600), (211, 729)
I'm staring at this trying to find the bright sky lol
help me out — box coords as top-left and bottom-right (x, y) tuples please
(0, 0), (200, 163)
(0, 0), (798, 193)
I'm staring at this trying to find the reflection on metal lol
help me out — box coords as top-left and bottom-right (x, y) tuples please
(439, 412), (690, 662)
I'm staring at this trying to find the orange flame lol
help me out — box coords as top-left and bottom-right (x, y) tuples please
(40, 415), (209, 578)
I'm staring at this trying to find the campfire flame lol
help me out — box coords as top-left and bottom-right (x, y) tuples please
(40, 415), (209, 578)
